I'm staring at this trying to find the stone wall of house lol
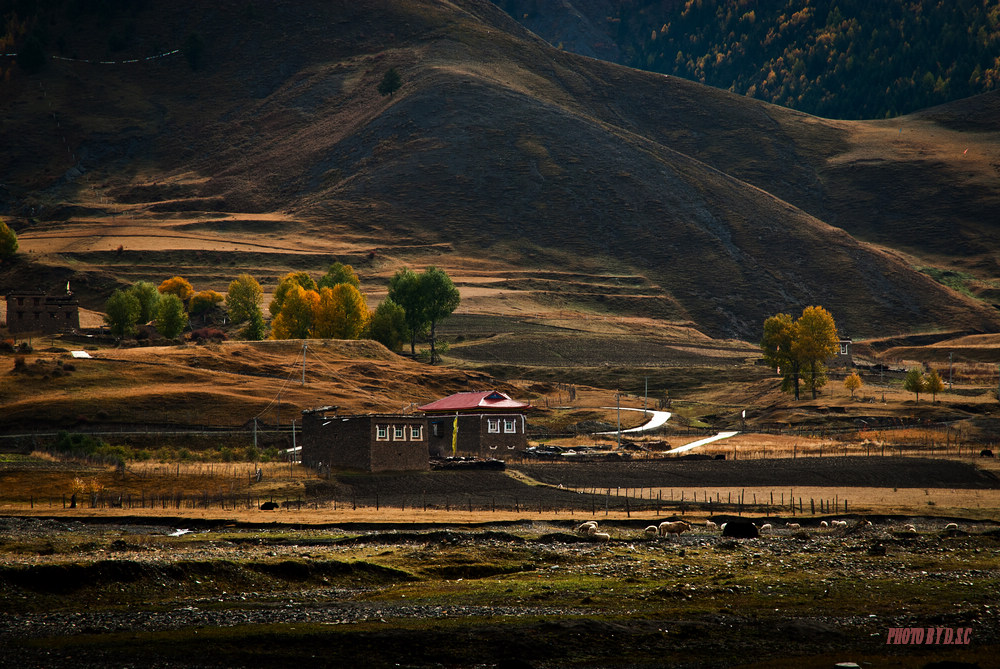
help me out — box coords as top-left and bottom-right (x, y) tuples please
(368, 416), (429, 472)
(427, 414), (526, 457)
(5, 293), (80, 335)
(301, 412), (429, 472)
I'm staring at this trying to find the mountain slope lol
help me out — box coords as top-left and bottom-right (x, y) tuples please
(1, 0), (998, 341)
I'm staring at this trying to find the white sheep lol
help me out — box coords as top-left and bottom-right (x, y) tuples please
(643, 525), (659, 538)
(944, 522), (959, 531)
(704, 520), (718, 530)
(658, 520), (692, 538)
(786, 522), (801, 530)
(831, 520), (848, 528)
(819, 521), (829, 528)
(591, 531), (611, 542)
(758, 523), (772, 533)
(575, 521), (598, 536)
(902, 524), (916, 533)
(720, 522), (727, 532)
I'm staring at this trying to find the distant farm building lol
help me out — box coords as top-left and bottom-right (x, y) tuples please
(299, 390), (531, 473)
(828, 336), (854, 368)
(4, 289), (80, 336)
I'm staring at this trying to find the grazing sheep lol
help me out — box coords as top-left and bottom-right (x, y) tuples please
(575, 521), (598, 536)
(644, 525), (659, 538)
(819, 521), (829, 528)
(720, 522), (727, 532)
(944, 522), (959, 531)
(903, 524), (916, 533)
(704, 520), (718, 530)
(658, 520), (692, 538)
(831, 520), (848, 528)
(591, 532), (611, 542)
(786, 522), (801, 530)
(758, 523), (772, 533)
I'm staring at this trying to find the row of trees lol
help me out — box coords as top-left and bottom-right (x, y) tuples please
(103, 264), (460, 363)
(104, 279), (193, 339)
(764, 306), (948, 403)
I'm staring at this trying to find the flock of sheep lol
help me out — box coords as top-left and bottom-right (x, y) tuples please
(572, 518), (961, 542)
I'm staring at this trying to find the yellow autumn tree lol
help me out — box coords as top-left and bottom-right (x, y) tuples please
(313, 284), (370, 339)
(158, 276), (194, 303)
(270, 285), (318, 339)
(844, 370), (863, 398)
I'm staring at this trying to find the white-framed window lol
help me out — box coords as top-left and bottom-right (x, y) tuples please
(488, 419), (500, 434)
(504, 418), (516, 434)
(394, 425), (405, 440)
(840, 343), (849, 355)
(376, 425), (389, 441)
(410, 425), (423, 440)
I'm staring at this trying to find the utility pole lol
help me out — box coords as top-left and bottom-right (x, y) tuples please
(253, 417), (257, 449)
(616, 390), (621, 450)
(949, 351), (953, 390)
(302, 343), (307, 386)
(277, 391), (281, 429)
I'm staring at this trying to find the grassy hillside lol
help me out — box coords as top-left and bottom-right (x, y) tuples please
(0, 0), (998, 343)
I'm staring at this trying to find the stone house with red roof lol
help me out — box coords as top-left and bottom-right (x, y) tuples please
(418, 390), (531, 458)
(299, 391), (531, 472)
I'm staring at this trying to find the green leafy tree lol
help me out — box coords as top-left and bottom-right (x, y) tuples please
(0, 219), (19, 260)
(792, 306), (839, 399)
(104, 289), (141, 338)
(760, 312), (800, 399)
(318, 262), (360, 290)
(241, 307), (267, 341)
(367, 298), (407, 352)
(269, 272), (317, 317)
(378, 67), (402, 96)
(225, 273), (264, 323)
(844, 371), (863, 399)
(387, 268), (428, 355)
(156, 293), (188, 339)
(925, 368), (944, 402)
(158, 276), (194, 304)
(129, 280), (160, 324)
(419, 266), (460, 365)
(904, 367), (926, 402)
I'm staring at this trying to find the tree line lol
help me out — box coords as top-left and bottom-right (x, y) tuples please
(102, 264), (459, 362)
(504, 0), (1000, 120)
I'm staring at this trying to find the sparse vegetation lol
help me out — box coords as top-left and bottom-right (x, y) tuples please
(0, 219), (18, 259)
(377, 67), (402, 96)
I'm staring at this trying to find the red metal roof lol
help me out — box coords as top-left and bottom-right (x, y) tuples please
(417, 390), (530, 413)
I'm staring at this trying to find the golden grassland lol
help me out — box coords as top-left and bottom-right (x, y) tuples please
(4, 448), (1000, 523)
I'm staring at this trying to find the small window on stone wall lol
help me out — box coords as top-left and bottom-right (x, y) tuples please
(376, 425), (388, 441)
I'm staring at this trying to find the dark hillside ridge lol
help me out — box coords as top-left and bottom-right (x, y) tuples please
(1, 0), (998, 340)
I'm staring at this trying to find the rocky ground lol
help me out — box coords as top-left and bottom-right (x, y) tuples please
(0, 513), (997, 668)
